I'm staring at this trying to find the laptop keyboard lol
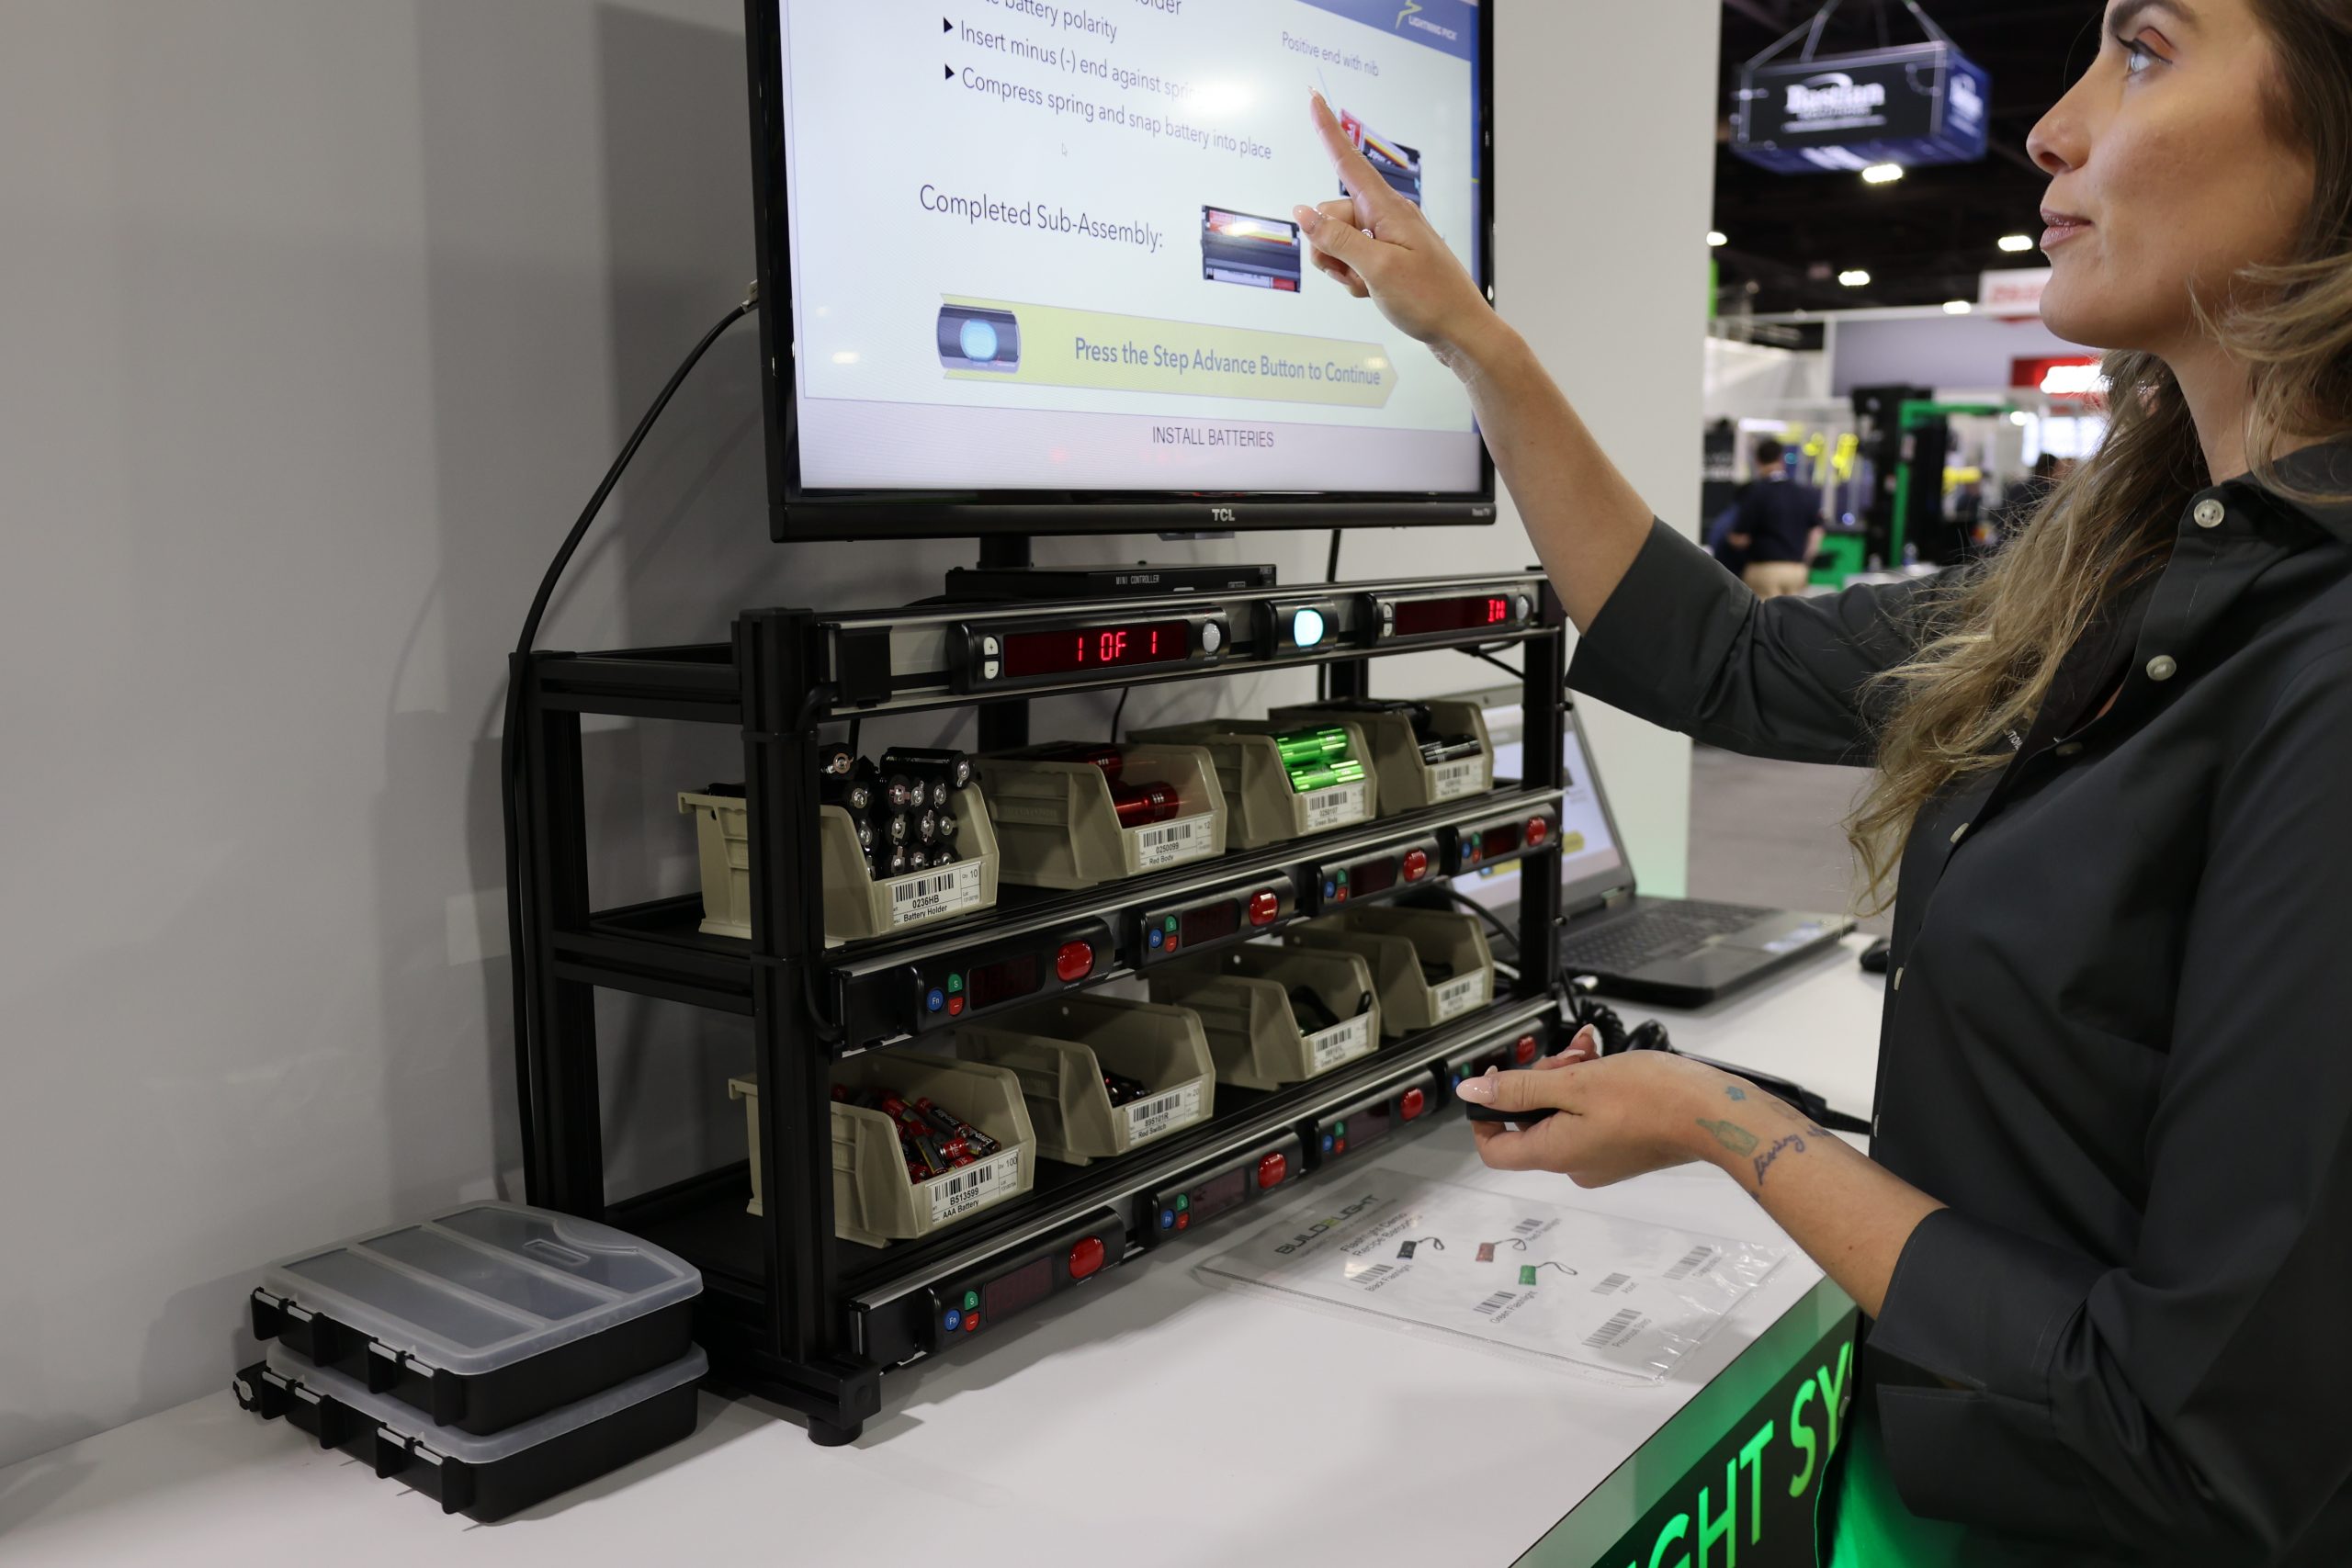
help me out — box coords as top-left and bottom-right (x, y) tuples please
(1559, 900), (1780, 974)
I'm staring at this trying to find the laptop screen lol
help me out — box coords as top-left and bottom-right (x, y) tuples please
(1460, 695), (1630, 915)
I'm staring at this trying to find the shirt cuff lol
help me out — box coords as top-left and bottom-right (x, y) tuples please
(1567, 519), (1749, 733)
(1870, 1206), (2105, 1402)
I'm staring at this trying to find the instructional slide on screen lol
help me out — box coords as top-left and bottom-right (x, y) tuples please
(775, 0), (1485, 491)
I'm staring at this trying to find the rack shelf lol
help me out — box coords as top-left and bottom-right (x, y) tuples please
(512, 565), (1570, 1443)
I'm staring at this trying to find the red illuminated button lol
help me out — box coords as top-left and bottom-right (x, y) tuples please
(1402, 849), (1430, 882)
(1248, 890), (1281, 927)
(1257, 1152), (1289, 1189)
(1513, 1034), (1539, 1065)
(1068, 1236), (1106, 1280)
(965, 1314), (981, 1333)
(947, 996), (965, 1017)
(1175, 1213), (1189, 1230)
(1398, 1087), (1427, 1121)
(1526, 817), (1550, 848)
(1056, 942), (1095, 983)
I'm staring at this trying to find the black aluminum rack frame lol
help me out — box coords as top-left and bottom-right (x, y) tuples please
(512, 564), (1568, 1443)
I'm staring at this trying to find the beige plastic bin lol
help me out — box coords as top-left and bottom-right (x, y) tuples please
(682, 784), (1001, 946)
(956, 994), (1216, 1166)
(729, 1050), (1035, 1248)
(1283, 905), (1495, 1037)
(1128, 720), (1378, 851)
(1268, 700), (1496, 813)
(982, 744), (1227, 890)
(1148, 943), (1381, 1090)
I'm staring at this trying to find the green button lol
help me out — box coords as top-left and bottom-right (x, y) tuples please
(963, 1290), (979, 1311)
(1175, 1194), (1189, 1213)
(946, 973), (963, 993)
(1334, 1121), (1347, 1138)
(1336, 868), (1349, 883)
(1164, 916), (1178, 933)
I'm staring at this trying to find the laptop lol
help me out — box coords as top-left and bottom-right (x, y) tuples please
(1463, 691), (1853, 1008)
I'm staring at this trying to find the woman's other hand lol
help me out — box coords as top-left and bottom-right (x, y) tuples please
(1295, 91), (1499, 370)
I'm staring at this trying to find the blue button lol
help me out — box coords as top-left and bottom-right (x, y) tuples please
(943, 1308), (962, 1332)
(926, 987), (946, 1012)
(1321, 1133), (1335, 1153)
(958, 317), (1001, 364)
(1148, 928), (1164, 949)
(1159, 1208), (1175, 1230)
(1324, 879), (1338, 898)
(1293, 607), (1327, 649)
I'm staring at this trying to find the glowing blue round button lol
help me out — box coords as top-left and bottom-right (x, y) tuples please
(1321, 1133), (1335, 1153)
(1292, 607), (1328, 649)
(943, 1308), (962, 1332)
(958, 317), (1001, 364)
(1148, 928), (1164, 949)
(926, 987), (945, 1012)
(1159, 1208), (1176, 1230)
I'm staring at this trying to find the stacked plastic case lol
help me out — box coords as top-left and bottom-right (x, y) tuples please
(234, 1202), (705, 1519)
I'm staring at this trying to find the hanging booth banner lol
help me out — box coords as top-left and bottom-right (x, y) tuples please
(1734, 40), (1991, 175)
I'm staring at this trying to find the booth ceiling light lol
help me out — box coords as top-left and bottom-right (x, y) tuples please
(1943, 299), (1973, 314)
(1838, 269), (1871, 288)
(1997, 234), (2036, 253)
(1708, 231), (1729, 247)
(1862, 164), (1905, 184)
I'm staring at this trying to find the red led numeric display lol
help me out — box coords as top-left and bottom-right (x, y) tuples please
(1391, 595), (1514, 637)
(1001, 620), (1191, 679)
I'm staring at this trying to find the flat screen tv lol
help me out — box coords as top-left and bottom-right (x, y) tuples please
(742, 0), (1496, 539)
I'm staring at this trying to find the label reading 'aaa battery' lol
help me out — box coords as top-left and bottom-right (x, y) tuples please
(928, 1147), (1021, 1225)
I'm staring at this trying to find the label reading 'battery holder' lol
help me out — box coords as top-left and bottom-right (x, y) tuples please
(1301, 782), (1370, 833)
(1134, 812), (1216, 870)
(1125, 1081), (1204, 1145)
(1306, 1014), (1374, 1073)
(889, 862), (985, 928)
(929, 1147), (1022, 1225)
(1428, 757), (1487, 802)
(1434, 970), (1490, 1021)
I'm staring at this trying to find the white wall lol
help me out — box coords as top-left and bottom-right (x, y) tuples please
(0, 0), (1717, 1463)
(1830, 310), (2088, 396)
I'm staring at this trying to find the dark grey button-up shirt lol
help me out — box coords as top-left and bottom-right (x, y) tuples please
(1570, 443), (2352, 1564)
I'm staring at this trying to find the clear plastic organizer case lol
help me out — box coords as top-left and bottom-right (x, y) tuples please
(1283, 906), (1495, 1037)
(956, 993), (1216, 1166)
(248, 1202), (701, 1437)
(1148, 943), (1381, 1090)
(236, 1343), (707, 1520)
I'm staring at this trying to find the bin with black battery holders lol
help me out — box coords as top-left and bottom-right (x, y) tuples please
(1147, 943), (1381, 1090)
(234, 1343), (706, 1520)
(956, 993), (1216, 1166)
(730, 1048), (1035, 1247)
(1129, 719), (1378, 850)
(980, 742), (1227, 889)
(245, 1202), (702, 1438)
(679, 782), (1001, 944)
(1268, 698), (1496, 813)
(1282, 905), (1495, 1036)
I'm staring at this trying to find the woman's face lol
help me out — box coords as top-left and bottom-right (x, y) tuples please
(2029, 0), (2315, 354)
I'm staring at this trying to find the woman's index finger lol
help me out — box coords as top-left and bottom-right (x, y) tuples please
(1309, 91), (1396, 220)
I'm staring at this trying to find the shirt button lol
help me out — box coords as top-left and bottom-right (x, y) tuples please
(1950, 822), (1969, 845)
(1893, 966), (1905, 991)
(2056, 741), (2085, 758)
(2193, 499), (2227, 528)
(2147, 655), (2179, 682)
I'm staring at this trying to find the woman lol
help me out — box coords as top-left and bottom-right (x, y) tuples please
(1294, 1), (2352, 1561)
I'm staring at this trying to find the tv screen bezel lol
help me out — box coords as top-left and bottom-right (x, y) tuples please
(741, 0), (1498, 541)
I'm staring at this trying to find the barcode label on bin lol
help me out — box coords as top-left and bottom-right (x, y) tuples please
(1663, 1245), (1717, 1281)
(1302, 782), (1370, 832)
(1429, 757), (1487, 801)
(1433, 970), (1490, 1021)
(1592, 1271), (1633, 1295)
(1305, 1014), (1374, 1073)
(1474, 1290), (1518, 1317)
(1125, 1081), (1204, 1144)
(888, 862), (984, 928)
(1135, 812), (1215, 870)
(1585, 1306), (1645, 1348)
(928, 1147), (1021, 1225)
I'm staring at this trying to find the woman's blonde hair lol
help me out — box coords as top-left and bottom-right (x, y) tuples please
(1848, 0), (2352, 906)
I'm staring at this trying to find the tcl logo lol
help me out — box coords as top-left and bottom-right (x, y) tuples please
(1209, 506), (1237, 524)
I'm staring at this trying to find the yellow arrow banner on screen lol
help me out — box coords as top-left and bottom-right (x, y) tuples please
(942, 295), (1397, 409)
